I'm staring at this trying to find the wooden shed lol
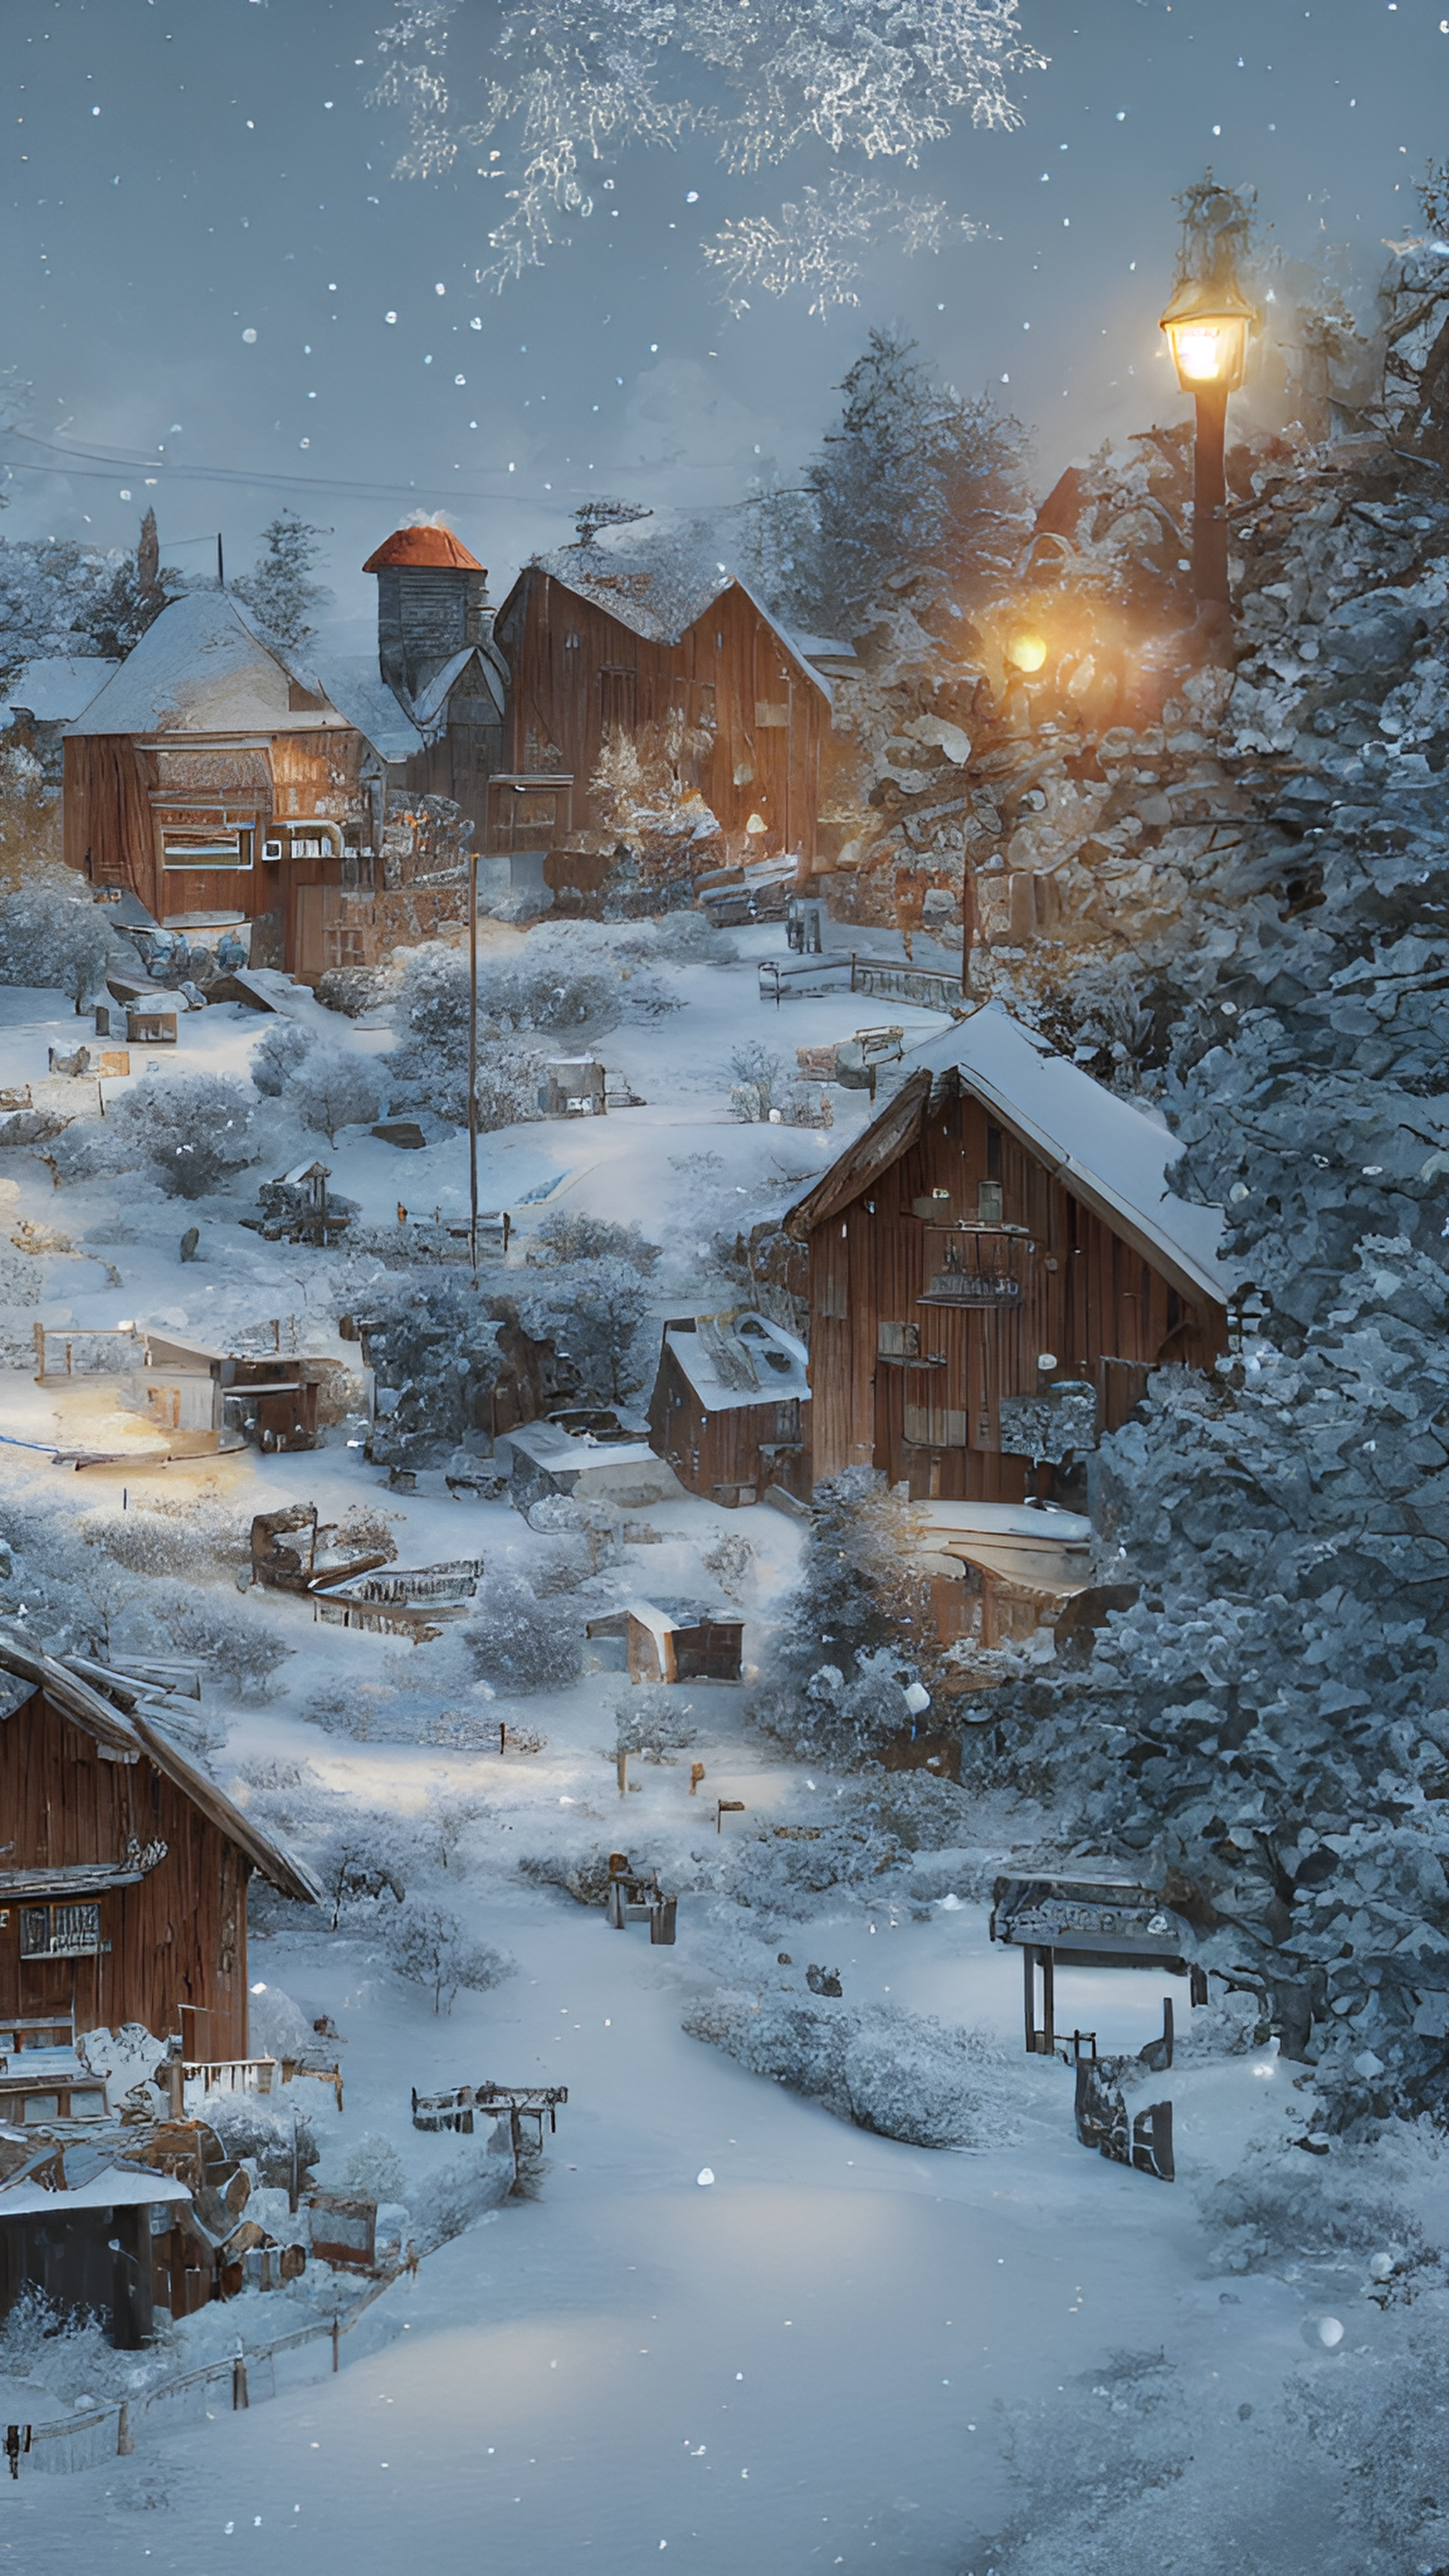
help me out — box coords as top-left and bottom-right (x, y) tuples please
(647, 1311), (812, 1507)
(492, 558), (847, 867)
(784, 1006), (1237, 1504)
(0, 1641), (319, 2068)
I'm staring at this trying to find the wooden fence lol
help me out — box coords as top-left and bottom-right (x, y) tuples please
(3, 2271), (401, 2479)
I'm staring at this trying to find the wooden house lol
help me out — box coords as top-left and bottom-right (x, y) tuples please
(62, 523), (508, 982)
(0, 1640), (319, 2072)
(784, 1006), (1237, 1504)
(647, 1311), (812, 1508)
(492, 553), (848, 868)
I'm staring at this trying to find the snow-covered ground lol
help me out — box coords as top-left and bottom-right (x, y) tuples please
(1, 931), (1443, 2575)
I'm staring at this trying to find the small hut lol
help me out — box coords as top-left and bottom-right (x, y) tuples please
(647, 1311), (811, 1508)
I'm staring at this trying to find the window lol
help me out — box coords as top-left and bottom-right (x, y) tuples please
(878, 1321), (921, 1358)
(986, 1124), (1003, 1180)
(19, 1900), (102, 1958)
(977, 1180), (1004, 1223)
(162, 828), (254, 871)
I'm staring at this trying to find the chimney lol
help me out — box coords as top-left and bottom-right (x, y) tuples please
(362, 523), (488, 708)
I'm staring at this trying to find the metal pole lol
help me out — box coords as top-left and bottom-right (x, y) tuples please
(468, 846), (479, 1280)
(1191, 382), (1230, 606)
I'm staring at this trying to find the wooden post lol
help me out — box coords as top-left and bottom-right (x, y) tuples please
(331, 2317), (340, 2373)
(617, 1748), (630, 1797)
(1023, 1943), (1036, 2053)
(116, 2401), (133, 2457)
(1041, 1950), (1055, 2058)
(232, 2355), (249, 2411)
(689, 1762), (706, 1796)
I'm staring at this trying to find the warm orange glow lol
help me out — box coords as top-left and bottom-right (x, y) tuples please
(1007, 633), (1048, 674)
(1170, 323), (1227, 383)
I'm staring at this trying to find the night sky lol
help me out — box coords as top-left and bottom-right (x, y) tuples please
(4, 0), (1445, 648)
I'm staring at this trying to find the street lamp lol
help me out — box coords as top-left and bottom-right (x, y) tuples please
(1160, 211), (1255, 609)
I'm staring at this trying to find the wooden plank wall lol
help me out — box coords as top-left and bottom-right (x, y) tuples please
(808, 1074), (1227, 1499)
(0, 1691), (248, 2052)
(648, 1341), (810, 1499)
(497, 572), (826, 860)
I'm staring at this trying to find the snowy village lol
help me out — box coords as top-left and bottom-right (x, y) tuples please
(0, 6), (1447, 2573)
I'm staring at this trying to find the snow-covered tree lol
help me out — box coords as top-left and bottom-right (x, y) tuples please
(233, 510), (332, 653)
(250, 1019), (315, 1098)
(370, 0), (1043, 308)
(525, 1207), (661, 1273)
(95, 1073), (258, 1199)
(385, 1900), (514, 2014)
(800, 329), (1031, 635)
(462, 1572), (584, 1694)
(309, 1810), (411, 1929)
(615, 1683), (696, 1765)
(78, 509), (185, 660)
(0, 867), (109, 1004)
(753, 1467), (936, 1760)
(289, 1045), (382, 1145)
(518, 1257), (653, 1404)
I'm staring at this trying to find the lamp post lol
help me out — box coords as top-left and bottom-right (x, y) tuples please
(1160, 273), (1253, 606)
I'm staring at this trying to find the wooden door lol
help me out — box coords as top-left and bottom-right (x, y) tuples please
(293, 882), (331, 980)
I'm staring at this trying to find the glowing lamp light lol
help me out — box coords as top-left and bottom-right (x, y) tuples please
(1159, 272), (1253, 394)
(1007, 633), (1048, 674)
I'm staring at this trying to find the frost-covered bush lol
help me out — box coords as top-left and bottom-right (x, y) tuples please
(1201, 2143), (1431, 2275)
(94, 1073), (259, 1199)
(462, 1573), (584, 1694)
(384, 1900), (514, 2014)
(203, 2091), (319, 2193)
(289, 1045), (382, 1143)
(309, 1811), (410, 1928)
(246, 1981), (315, 2062)
(616, 1682), (696, 1763)
(148, 1590), (290, 1697)
(411, 2131), (516, 2251)
(726, 1041), (787, 1121)
(250, 1019), (314, 1097)
(684, 1989), (1021, 2148)
(0, 867), (110, 1004)
(412, 1789), (491, 1875)
(338, 2132), (408, 2204)
(702, 1531), (756, 1602)
(86, 1495), (252, 1584)
(525, 1207), (662, 1273)
(517, 1257), (653, 1404)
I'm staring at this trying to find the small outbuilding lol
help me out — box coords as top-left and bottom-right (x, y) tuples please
(647, 1311), (811, 1508)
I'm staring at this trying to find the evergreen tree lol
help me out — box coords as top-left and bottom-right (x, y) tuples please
(79, 509), (184, 658)
(799, 330), (1031, 637)
(234, 509), (331, 653)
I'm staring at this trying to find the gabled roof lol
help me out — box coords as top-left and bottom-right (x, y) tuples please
(509, 559), (831, 700)
(786, 1006), (1240, 1312)
(364, 525), (483, 572)
(62, 592), (323, 740)
(306, 652), (425, 763)
(662, 1312), (811, 1413)
(0, 1637), (320, 1904)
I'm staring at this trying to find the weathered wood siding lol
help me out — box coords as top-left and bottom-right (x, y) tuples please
(806, 1074), (1228, 1499)
(495, 571), (826, 860)
(0, 1689), (247, 2051)
(648, 1340), (810, 1501)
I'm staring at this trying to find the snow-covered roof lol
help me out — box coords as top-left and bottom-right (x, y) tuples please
(663, 1312), (811, 1413)
(787, 1005), (1240, 1312)
(0, 2160), (192, 2216)
(519, 552), (831, 702)
(308, 652), (424, 763)
(2, 655), (119, 723)
(62, 592), (330, 740)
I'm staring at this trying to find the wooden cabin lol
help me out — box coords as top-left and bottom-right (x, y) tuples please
(492, 558), (847, 867)
(0, 1641), (318, 2068)
(648, 1311), (812, 1508)
(784, 1006), (1236, 1504)
(62, 524), (508, 982)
